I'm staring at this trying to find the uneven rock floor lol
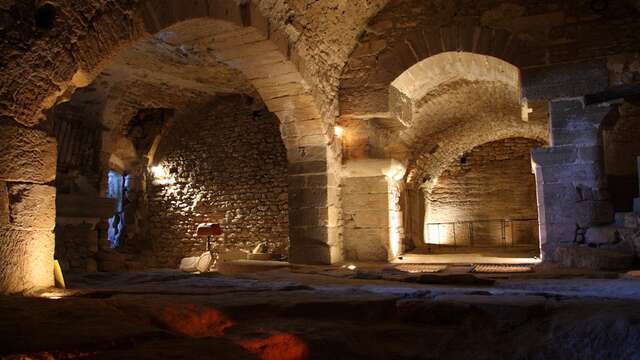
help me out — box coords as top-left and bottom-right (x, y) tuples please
(2, 265), (640, 360)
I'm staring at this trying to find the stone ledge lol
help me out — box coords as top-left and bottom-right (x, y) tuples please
(551, 244), (634, 271)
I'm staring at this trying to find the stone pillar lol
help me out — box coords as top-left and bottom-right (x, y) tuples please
(531, 98), (613, 261)
(342, 175), (391, 261)
(0, 121), (57, 293)
(340, 159), (406, 261)
(287, 145), (340, 264)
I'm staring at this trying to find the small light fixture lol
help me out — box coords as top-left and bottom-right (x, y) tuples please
(347, 264), (357, 271)
(334, 126), (344, 138)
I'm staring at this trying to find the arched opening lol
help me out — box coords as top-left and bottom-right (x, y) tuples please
(0, 3), (337, 294)
(395, 53), (549, 263)
(420, 138), (544, 259)
(106, 170), (126, 250)
(46, 20), (296, 274)
(147, 95), (289, 268)
(337, 49), (551, 263)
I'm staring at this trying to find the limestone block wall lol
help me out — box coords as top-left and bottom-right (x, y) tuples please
(425, 138), (541, 247)
(0, 123), (57, 293)
(147, 96), (288, 267)
(343, 176), (392, 261)
(532, 99), (614, 261)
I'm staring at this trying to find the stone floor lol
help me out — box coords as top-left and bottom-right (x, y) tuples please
(2, 265), (640, 359)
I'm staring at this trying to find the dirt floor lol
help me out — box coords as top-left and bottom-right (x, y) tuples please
(2, 264), (640, 360)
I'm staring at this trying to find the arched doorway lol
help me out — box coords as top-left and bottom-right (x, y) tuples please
(339, 51), (549, 263)
(420, 137), (544, 258)
(0, 1), (338, 293)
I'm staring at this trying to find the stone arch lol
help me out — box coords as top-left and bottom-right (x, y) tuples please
(385, 52), (536, 186)
(389, 52), (521, 130)
(382, 51), (548, 256)
(340, 19), (525, 116)
(0, 0), (337, 293)
(338, 0), (640, 117)
(408, 120), (549, 192)
(3, 0), (327, 151)
(401, 111), (549, 254)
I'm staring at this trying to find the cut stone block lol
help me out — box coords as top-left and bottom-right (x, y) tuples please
(0, 228), (54, 293)
(344, 227), (388, 261)
(289, 241), (332, 265)
(552, 244), (633, 271)
(0, 124), (56, 183)
(576, 200), (614, 228)
(522, 59), (608, 101)
(530, 146), (577, 166)
(8, 184), (56, 230)
(585, 226), (620, 245)
(614, 212), (639, 229)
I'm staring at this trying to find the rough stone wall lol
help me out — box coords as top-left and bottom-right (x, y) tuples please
(148, 96), (288, 267)
(426, 138), (541, 247)
(603, 102), (640, 211)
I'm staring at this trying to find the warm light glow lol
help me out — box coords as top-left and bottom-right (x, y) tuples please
(151, 165), (167, 178)
(347, 264), (357, 271)
(150, 164), (175, 185)
(383, 161), (406, 182)
(334, 126), (344, 137)
(161, 304), (233, 338)
(238, 331), (309, 360)
(386, 179), (403, 259)
(427, 224), (441, 245)
(44, 295), (62, 300)
(38, 291), (69, 300)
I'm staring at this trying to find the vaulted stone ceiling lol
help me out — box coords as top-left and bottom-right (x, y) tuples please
(337, 0), (640, 116)
(50, 20), (260, 171)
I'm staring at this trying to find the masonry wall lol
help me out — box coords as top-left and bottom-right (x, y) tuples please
(148, 96), (289, 267)
(49, 101), (108, 273)
(426, 138), (541, 247)
(343, 176), (392, 261)
(603, 102), (640, 212)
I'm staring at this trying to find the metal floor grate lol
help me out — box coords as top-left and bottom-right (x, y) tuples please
(395, 264), (448, 273)
(471, 264), (533, 273)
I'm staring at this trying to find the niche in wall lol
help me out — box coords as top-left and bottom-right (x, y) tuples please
(147, 96), (289, 267)
(423, 138), (543, 250)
